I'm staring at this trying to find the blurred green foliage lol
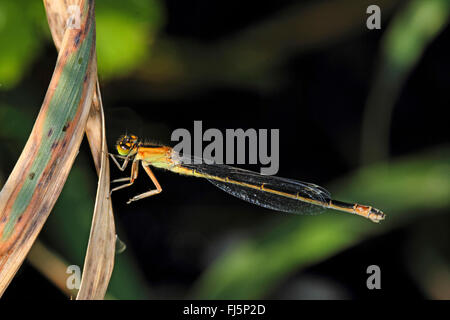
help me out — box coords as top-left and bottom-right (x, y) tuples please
(384, 0), (449, 69)
(361, 0), (449, 164)
(95, 0), (164, 79)
(0, 0), (164, 89)
(0, 1), (48, 89)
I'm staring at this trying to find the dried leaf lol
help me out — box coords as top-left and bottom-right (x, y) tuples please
(0, 0), (97, 296)
(76, 82), (116, 300)
(44, 0), (116, 299)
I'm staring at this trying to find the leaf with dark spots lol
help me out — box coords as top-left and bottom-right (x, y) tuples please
(74, 31), (81, 46)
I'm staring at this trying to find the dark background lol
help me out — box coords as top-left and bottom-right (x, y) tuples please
(1, 0), (449, 300)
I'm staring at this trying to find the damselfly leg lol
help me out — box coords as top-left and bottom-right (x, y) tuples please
(109, 154), (162, 204)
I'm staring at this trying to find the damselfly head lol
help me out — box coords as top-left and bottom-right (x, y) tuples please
(116, 134), (139, 156)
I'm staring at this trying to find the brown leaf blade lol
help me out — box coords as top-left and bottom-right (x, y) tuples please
(0, 0), (96, 296)
(76, 83), (116, 300)
(44, 0), (117, 299)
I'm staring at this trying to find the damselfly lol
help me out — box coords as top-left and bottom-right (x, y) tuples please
(109, 134), (385, 223)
